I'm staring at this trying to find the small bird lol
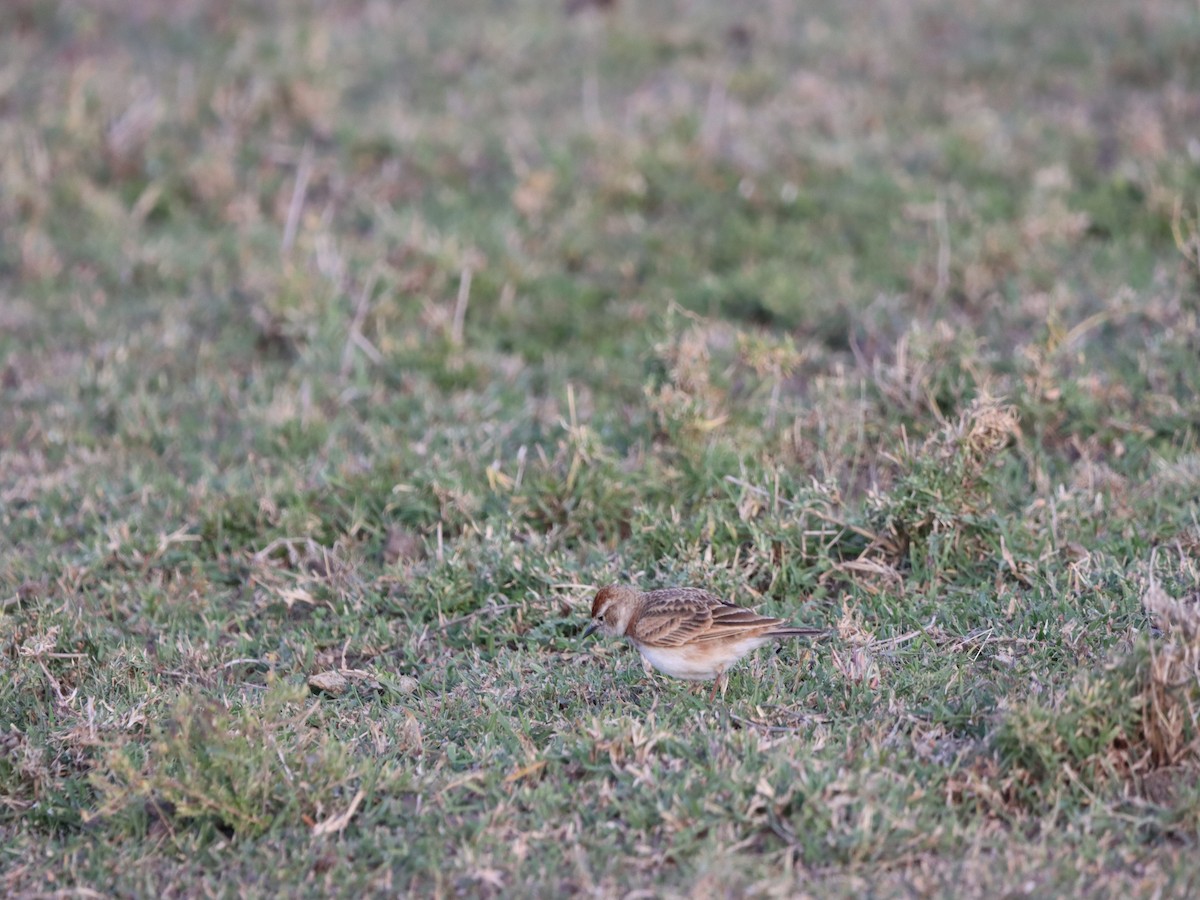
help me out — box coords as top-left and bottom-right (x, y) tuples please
(582, 584), (824, 699)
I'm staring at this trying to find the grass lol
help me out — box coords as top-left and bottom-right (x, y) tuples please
(3, 0), (1200, 894)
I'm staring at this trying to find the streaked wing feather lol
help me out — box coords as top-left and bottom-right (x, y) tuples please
(630, 588), (798, 647)
(630, 592), (713, 646)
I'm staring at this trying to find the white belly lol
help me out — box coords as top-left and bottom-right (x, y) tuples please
(634, 637), (771, 681)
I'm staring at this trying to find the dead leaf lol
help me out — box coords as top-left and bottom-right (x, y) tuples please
(504, 760), (547, 784)
(308, 670), (348, 695)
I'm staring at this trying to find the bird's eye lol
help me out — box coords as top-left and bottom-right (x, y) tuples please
(598, 614), (605, 622)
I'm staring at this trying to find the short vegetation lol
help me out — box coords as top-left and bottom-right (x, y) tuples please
(3, 0), (1200, 895)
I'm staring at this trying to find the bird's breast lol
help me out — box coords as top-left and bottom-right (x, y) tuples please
(632, 636), (771, 680)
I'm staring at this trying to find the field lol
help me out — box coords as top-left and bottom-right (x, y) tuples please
(4, 0), (1200, 895)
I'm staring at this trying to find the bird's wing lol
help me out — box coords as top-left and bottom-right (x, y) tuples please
(630, 588), (784, 647)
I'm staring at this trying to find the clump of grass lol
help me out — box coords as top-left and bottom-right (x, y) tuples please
(94, 683), (379, 841)
(1172, 197), (1200, 292)
(863, 396), (1021, 569)
(0, 725), (77, 825)
(647, 320), (731, 441)
(1141, 571), (1200, 774)
(991, 559), (1200, 825)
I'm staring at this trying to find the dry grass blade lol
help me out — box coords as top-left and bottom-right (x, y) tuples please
(312, 789), (366, 837)
(1142, 557), (1200, 770)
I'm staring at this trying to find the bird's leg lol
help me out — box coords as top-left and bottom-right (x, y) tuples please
(709, 669), (728, 703)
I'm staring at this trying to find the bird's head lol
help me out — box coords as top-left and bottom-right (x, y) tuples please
(582, 584), (640, 639)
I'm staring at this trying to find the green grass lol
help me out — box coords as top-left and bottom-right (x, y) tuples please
(4, 0), (1200, 894)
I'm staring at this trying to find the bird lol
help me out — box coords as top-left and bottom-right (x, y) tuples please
(582, 584), (824, 699)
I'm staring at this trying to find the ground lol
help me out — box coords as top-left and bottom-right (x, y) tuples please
(3, 0), (1200, 895)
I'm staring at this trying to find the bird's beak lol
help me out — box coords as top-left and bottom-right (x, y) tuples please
(582, 621), (599, 639)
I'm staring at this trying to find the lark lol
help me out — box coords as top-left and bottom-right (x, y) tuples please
(582, 584), (824, 698)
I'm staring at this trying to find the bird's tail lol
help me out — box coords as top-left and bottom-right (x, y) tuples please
(770, 626), (826, 639)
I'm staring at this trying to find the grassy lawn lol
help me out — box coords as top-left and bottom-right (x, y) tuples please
(4, 0), (1200, 894)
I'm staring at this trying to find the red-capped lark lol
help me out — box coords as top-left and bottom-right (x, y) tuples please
(582, 584), (824, 699)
